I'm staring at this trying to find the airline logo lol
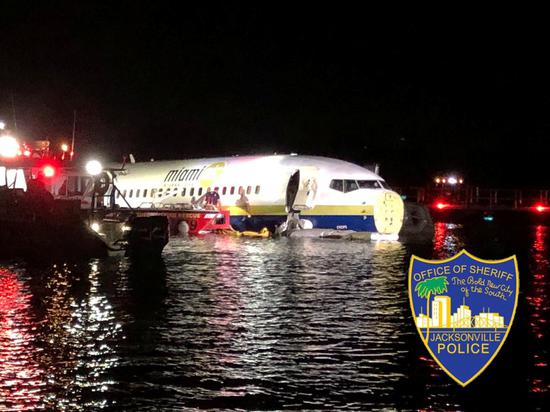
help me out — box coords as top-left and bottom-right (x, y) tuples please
(199, 162), (225, 187)
(163, 162), (225, 185)
(164, 166), (204, 183)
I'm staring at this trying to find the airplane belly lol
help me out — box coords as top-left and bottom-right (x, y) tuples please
(230, 212), (377, 232)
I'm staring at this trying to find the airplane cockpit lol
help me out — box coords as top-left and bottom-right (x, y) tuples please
(329, 179), (388, 193)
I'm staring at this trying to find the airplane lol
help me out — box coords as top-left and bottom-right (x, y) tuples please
(108, 154), (404, 235)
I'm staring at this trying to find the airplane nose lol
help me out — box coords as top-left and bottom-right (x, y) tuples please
(372, 190), (404, 234)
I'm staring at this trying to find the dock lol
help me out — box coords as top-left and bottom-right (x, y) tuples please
(396, 185), (550, 225)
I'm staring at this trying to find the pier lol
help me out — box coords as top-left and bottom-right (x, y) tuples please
(396, 185), (549, 210)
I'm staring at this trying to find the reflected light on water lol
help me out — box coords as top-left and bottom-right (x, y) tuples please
(45, 262), (120, 410)
(0, 224), (548, 410)
(527, 225), (549, 396)
(0, 262), (123, 410)
(0, 269), (45, 411)
(433, 223), (464, 259)
(150, 237), (416, 409)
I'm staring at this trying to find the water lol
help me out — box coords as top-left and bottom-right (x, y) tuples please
(0, 222), (548, 410)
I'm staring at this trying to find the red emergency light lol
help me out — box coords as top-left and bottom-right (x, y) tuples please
(533, 203), (548, 213)
(42, 165), (56, 178)
(434, 200), (451, 210)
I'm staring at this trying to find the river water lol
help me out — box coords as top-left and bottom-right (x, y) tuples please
(0, 221), (548, 410)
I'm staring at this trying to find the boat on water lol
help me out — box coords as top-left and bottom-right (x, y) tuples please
(0, 136), (169, 259)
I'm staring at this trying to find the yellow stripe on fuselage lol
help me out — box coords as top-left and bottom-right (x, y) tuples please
(226, 205), (374, 216)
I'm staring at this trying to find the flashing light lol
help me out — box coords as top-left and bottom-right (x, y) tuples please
(483, 214), (494, 222)
(23, 150), (31, 157)
(121, 225), (132, 232)
(0, 121), (5, 130)
(43, 165), (56, 178)
(90, 222), (100, 232)
(434, 201), (451, 210)
(85, 160), (103, 176)
(61, 143), (69, 152)
(534, 204), (548, 213)
(0, 135), (20, 158)
(434, 175), (464, 185)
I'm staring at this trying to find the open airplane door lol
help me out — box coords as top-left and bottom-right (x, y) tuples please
(285, 167), (319, 212)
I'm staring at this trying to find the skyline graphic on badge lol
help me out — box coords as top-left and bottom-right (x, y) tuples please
(409, 250), (519, 386)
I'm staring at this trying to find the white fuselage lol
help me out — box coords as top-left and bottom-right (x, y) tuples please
(111, 155), (404, 234)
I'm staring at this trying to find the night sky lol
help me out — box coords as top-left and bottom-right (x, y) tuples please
(1, 5), (549, 186)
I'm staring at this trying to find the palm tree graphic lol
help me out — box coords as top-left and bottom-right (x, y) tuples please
(415, 275), (449, 342)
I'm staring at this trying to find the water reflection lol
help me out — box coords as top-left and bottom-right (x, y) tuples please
(433, 222), (464, 258)
(0, 268), (45, 411)
(0, 261), (124, 410)
(47, 262), (120, 409)
(527, 225), (549, 399)
(0, 223), (548, 410)
(141, 237), (415, 409)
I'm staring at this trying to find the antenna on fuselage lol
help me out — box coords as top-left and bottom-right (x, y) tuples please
(70, 110), (76, 160)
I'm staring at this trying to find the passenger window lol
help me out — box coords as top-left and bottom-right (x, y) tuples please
(255, 185), (260, 195)
(151, 189), (156, 197)
(230, 186), (235, 195)
(198, 188), (203, 196)
(116, 191), (120, 199)
(344, 180), (359, 193)
(329, 180), (344, 192)
(190, 188), (195, 196)
(182, 188), (186, 196)
(246, 186), (251, 195)
(222, 187), (227, 195)
(136, 189), (140, 198)
(143, 189), (148, 197)
(123, 190), (127, 198)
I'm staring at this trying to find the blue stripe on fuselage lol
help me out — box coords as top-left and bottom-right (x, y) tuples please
(230, 215), (377, 233)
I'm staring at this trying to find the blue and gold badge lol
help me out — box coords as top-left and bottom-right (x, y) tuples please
(408, 250), (519, 386)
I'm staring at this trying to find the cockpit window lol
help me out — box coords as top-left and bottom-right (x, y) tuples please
(357, 180), (385, 189)
(331, 179), (387, 193)
(329, 179), (344, 192)
(344, 179), (359, 193)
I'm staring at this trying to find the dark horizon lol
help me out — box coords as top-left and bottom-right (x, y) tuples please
(1, 5), (549, 187)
